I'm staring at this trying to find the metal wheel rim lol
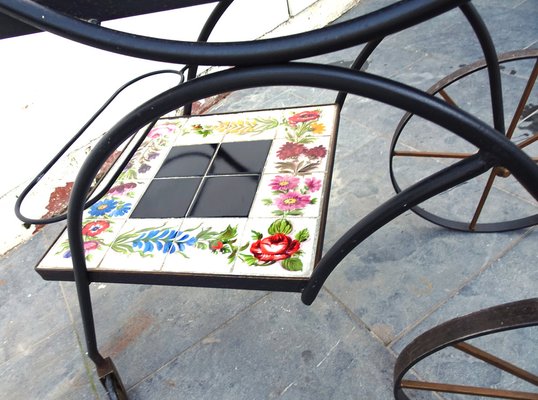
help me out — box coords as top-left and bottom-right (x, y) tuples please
(389, 49), (538, 232)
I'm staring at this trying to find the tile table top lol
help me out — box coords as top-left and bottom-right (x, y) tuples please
(36, 104), (339, 291)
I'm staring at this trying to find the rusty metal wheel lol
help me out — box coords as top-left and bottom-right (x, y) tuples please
(394, 298), (538, 400)
(390, 49), (538, 232)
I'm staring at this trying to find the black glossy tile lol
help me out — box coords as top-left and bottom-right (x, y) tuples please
(208, 141), (272, 175)
(188, 176), (260, 217)
(155, 144), (217, 178)
(131, 178), (201, 218)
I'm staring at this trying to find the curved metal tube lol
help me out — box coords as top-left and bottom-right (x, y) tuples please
(302, 154), (491, 304)
(332, 3), (503, 130)
(66, 67), (538, 356)
(184, 0), (234, 115)
(0, 0), (469, 65)
(334, 38), (383, 108)
(13, 69), (183, 225)
(460, 2), (505, 133)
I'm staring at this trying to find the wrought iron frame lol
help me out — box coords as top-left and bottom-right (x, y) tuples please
(1, 0), (537, 398)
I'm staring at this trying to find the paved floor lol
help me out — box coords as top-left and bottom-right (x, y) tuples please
(1, 1), (536, 399)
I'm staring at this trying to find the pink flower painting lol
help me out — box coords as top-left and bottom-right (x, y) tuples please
(270, 175), (300, 191)
(276, 192), (311, 211)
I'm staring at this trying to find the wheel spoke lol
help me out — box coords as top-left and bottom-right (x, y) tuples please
(506, 59), (538, 140)
(469, 168), (498, 231)
(438, 88), (458, 107)
(400, 380), (538, 399)
(517, 133), (538, 149)
(393, 150), (473, 158)
(453, 342), (538, 386)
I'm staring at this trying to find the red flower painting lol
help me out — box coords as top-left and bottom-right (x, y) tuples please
(250, 234), (300, 262)
(288, 110), (320, 126)
(81, 220), (110, 237)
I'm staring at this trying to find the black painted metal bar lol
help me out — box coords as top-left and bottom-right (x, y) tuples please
(334, 38), (384, 108)
(13, 70), (184, 225)
(460, 2), (505, 134)
(302, 153), (490, 304)
(0, 0), (469, 65)
(184, 0), (234, 116)
(0, 0), (220, 39)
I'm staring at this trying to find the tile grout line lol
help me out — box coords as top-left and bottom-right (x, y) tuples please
(320, 287), (452, 399)
(321, 286), (400, 357)
(126, 291), (274, 393)
(387, 226), (535, 349)
(184, 142), (223, 217)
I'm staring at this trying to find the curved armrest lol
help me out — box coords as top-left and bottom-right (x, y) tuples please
(0, 0), (219, 39)
(0, 0), (468, 65)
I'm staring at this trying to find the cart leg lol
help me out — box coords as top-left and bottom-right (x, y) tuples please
(97, 357), (128, 400)
(74, 280), (128, 399)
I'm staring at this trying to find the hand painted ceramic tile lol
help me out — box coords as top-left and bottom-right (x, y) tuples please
(174, 116), (225, 145)
(231, 217), (319, 278)
(118, 123), (178, 182)
(249, 172), (326, 219)
(201, 110), (281, 142)
(37, 218), (128, 270)
(274, 105), (337, 141)
(83, 180), (149, 221)
(264, 137), (331, 175)
(162, 218), (247, 274)
(98, 218), (184, 271)
(38, 105), (338, 285)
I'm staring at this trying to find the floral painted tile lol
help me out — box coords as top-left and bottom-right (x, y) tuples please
(94, 123), (155, 184)
(231, 217), (319, 278)
(274, 105), (337, 141)
(174, 116), (225, 145)
(181, 110), (281, 143)
(38, 104), (339, 285)
(37, 217), (128, 271)
(118, 123), (178, 182)
(98, 218), (184, 272)
(83, 180), (149, 221)
(249, 172), (325, 218)
(264, 137), (331, 175)
(162, 218), (247, 274)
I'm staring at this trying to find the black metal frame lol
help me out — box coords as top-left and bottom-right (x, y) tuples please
(0, 0), (221, 39)
(2, 1), (537, 398)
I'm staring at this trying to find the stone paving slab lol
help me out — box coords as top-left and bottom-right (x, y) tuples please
(0, 222), (67, 364)
(129, 291), (397, 400)
(60, 282), (268, 390)
(0, 325), (96, 400)
(391, 229), (537, 397)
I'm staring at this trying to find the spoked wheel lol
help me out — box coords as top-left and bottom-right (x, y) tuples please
(390, 49), (538, 232)
(394, 298), (538, 400)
